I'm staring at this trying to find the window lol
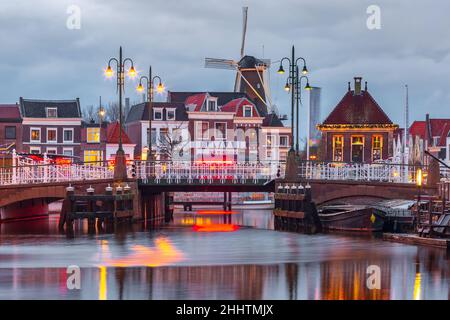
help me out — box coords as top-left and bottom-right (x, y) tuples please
(208, 100), (216, 111)
(280, 135), (288, 147)
(63, 129), (73, 143)
(31, 128), (41, 142)
(153, 108), (163, 120)
(166, 109), (176, 120)
(266, 149), (273, 158)
(5, 126), (16, 139)
(243, 106), (253, 117)
(332, 135), (344, 162)
(280, 151), (288, 161)
(63, 148), (73, 156)
(372, 135), (383, 161)
(87, 127), (100, 143)
(46, 107), (57, 118)
(433, 136), (440, 146)
(30, 147), (40, 154)
(46, 147), (57, 155)
(351, 136), (364, 163)
(47, 128), (57, 143)
(215, 122), (226, 140)
(266, 134), (275, 147)
(195, 121), (209, 140)
(84, 150), (102, 165)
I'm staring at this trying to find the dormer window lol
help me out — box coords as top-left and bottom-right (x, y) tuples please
(166, 109), (176, 120)
(207, 100), (217, 111)
(244, 105), (253, 117)
(46, 107), (57, 118)
(153, 108), (163, 120)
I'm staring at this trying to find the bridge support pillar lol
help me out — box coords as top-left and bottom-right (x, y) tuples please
(285, 149), (300, 181)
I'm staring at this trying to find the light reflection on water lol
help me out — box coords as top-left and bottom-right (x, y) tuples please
(0, 208), (449, 300)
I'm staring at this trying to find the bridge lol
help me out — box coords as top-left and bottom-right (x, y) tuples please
(0, 152), (440, 221)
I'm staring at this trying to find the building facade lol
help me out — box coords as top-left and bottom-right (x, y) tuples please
(318, 77), (398, 163)
(126, 91), (290, 163)
(0, 104), (22, 153)
(19, 98), (82, 157)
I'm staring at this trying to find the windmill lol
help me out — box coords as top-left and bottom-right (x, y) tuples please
(204, 7), (274, 116)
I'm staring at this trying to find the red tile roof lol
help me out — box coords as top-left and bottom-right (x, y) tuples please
(185, 93), (207, 112)
(0, 104), (20, 119)
(322, 90), (393, 125)
(409, 119), (450, 146)
(221, 98), (260, 117)
(106, 122), (133, 144)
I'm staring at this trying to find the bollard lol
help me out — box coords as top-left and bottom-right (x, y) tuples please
(116, 185), (123, 212)
(86, 185), (95, 231)
(291, 185), (298, 211)
(60, 184), (75, 231)
(124, 183), (131, 211)
(305, 183), (312, 201)
(282, 185), (290, 210)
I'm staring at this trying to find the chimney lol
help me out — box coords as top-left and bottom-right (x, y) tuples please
(354, 77), (362, 95)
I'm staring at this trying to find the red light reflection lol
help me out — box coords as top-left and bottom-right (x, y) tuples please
(193, 224), (239, 232)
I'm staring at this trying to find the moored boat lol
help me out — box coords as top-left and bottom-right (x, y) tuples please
(318, 205), (385, 233)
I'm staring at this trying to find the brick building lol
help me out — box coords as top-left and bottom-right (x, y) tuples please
(318, 77), (398, 163)
(0, 104), (22, 153)
(19, 98), (82, 156)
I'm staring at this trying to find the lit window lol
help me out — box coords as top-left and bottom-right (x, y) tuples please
(215, 122), (226, 140)
(63, 129), (73, 142)
(280, 135), (288, 147)
(333, 135), (344, 162)
(266, 135), (275, 147)
(46, 107), (57, 118)
(167, 109), (175, 120)
(244, 106), (253, 117)
(84, 150), (102, 165)
(47, 129), (57, 142)
(351, 136), (364, 163)
(87, 127), (100, 143)
(372, 135), (383, 161)
(31, 129), (40, 142)
(153, 109), (163, 120)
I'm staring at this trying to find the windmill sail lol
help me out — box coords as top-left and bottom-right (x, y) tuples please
(234, 6), (248, 92)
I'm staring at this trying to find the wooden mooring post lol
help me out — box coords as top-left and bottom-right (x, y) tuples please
(60, 183), (136, 235)
(273, 181), (321, 234)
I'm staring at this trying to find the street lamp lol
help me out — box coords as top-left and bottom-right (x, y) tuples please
(416, 167), (423, 231)
(136, 66), (164, 161)
(104, 46), (137, 180)
(278, 45), (309, 154)
(98, 96), (105, 164)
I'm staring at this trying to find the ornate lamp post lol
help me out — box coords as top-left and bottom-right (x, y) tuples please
(98, 96), (106, 164)
(136, 66), (164, 161)
(291, 70), (311, 153)
(277, 46), (309, 154)
(104, 46), (137, 180)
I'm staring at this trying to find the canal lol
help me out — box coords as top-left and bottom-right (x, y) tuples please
(0, 208), (449, 299)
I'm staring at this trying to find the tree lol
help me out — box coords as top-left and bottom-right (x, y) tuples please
(82, 105), (97, 122)
(106, 102), (120, 122)
(156, 122), (189, 160)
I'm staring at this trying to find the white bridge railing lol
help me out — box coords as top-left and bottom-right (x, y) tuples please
(134, 161), (284, 184)
(298, 161), (426, 184)
(0, 152), (113, 186)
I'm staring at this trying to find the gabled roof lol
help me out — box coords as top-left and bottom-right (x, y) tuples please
(168, 91), (250, 106)
(221, 97), (260, 117)
(322, 90), (393, 125)
(263, 113), (285, 127)
(19, 97), (81, 118)
(106, 122), (134, 144)
(0, 104), (21, 122)
(125, 102), (187, 123)
(185, 93), (208, 112)
(409, 119), (450, 147)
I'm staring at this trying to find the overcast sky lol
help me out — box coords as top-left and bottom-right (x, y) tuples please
(1, 0), (449, 138)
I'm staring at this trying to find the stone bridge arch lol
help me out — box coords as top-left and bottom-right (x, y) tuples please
(309, 180), (437, 206)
